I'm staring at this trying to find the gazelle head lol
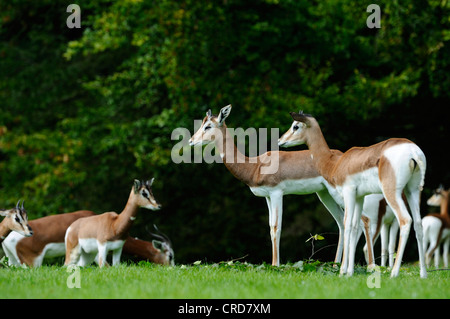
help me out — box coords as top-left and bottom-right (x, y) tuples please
(188, 104), (232, 147)
(0, 200), (33, 237)
(278, 111), (315, 148)
(427, 185), (448, 207)
(133, 179), (161, 211)
(150, 224), (175, 266)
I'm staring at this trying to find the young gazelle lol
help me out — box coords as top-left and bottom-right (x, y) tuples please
(279, 112), (427, 278)
(64, 179), (161, 267)
(0, 200), (33, 241)
(423, 186), (450, 268)
(189, 105), (352, 266)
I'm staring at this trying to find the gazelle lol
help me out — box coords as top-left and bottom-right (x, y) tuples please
(123, 225), (174, 266)
(64, 179), (161, 267)
(2, 210), (95, 267)
(0, 200), (33, 242)
(189, 104), (352, 266)
(279, 112), (427, 278)
(423, 185), (450, 268)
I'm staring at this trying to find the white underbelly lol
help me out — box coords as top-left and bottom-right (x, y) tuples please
(338, 167), (382, 197)
(250, 176), (325, 197)
(42, 243), (66, 258)
(79, 238), (125, 253)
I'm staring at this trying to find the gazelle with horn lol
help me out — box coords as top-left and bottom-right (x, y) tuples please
(279, 112), (427, 278)
(423, 185), (450, 268)
(64, 179), (161, 267)
(124, 225), (174, 266)
(189, 105), (352, 266)
(2, 210), (95, 267)
(0, 200), (33, 242)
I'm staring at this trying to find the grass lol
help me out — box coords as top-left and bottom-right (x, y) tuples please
(0, 260), (449, 299)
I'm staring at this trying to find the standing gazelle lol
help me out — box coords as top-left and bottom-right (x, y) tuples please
(0, 200), (33, 241)
(423, 185), (450, 267)
(189, 105), (350, 266)
(279, 112), (427, 278)
(64, 179), (161, 267)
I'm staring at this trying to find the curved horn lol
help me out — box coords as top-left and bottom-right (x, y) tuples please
(21, 200), (25, 211)
(16, 200), (21, 210)
(149, 224), (172, 246)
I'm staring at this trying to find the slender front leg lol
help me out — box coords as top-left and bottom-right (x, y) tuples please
(112, 246), (123, 266)
(268, 191), (283, 266)
(341, 187), (356, 276)
(347, 197), (364, 276)
(97, 242), (109, 268)
(316, 190), (344, 265)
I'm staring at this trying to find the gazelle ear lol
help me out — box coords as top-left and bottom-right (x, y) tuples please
(146, 178), (155, 187)
(206, 109), (212, 118)
(0, 210), (9, 217)
(290, 111), (311, 126)
(134, 179), (141, 194)
(218, 104), (232, 126)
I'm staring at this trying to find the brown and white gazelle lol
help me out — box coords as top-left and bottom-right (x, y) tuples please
(2, 210), (95, 267)
(0, 200), (33, 242)
(124, 225), (174, 266)
(189, 105), (348, 266)
(279, 112), (427, 278)
(64, 179), (161, 267)
(423, 186), (450, 268)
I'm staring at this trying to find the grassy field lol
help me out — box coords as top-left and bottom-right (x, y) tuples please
(0, 261), (449, 299)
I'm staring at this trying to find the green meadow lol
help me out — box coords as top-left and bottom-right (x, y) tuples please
(1, 261), (448, 299)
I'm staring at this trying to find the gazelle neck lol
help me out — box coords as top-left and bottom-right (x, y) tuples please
(305, 123), (336, 179)
(114, 189), (140, 237)
(214, 124), (258, 186)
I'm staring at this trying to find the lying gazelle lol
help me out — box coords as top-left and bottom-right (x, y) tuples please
(189, 105), (351, 266)
(124, 225), (174, 266)
(279, 112), (427, 278)
(0, 200), (33, 242)
(64, 179), (161, 267)
(3, 209), (174, 266)
(423, 185), (450, 268)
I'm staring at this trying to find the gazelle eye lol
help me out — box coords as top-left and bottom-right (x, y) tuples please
(204, 126), (211, 131)
(142, 191), (149, 199)
(293, 125), (299, 131)
(15, 216), (20, 223)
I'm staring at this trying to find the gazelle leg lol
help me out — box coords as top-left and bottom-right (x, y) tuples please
(341, 187), (356, 276)
(380, 223), (389, 267)
(112, 246), (123, 266)
(361, 214), (375, 271)
(388, 220), (398, 268)
(316, 190), (344, 265)
(443, 237), (449, 268)
(382, 190), (411, 278)
(347, 197), (364, 276)
(268, 191), (283, 266)
(97, 242), (109, 268)
(404, 188), (427, 278)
